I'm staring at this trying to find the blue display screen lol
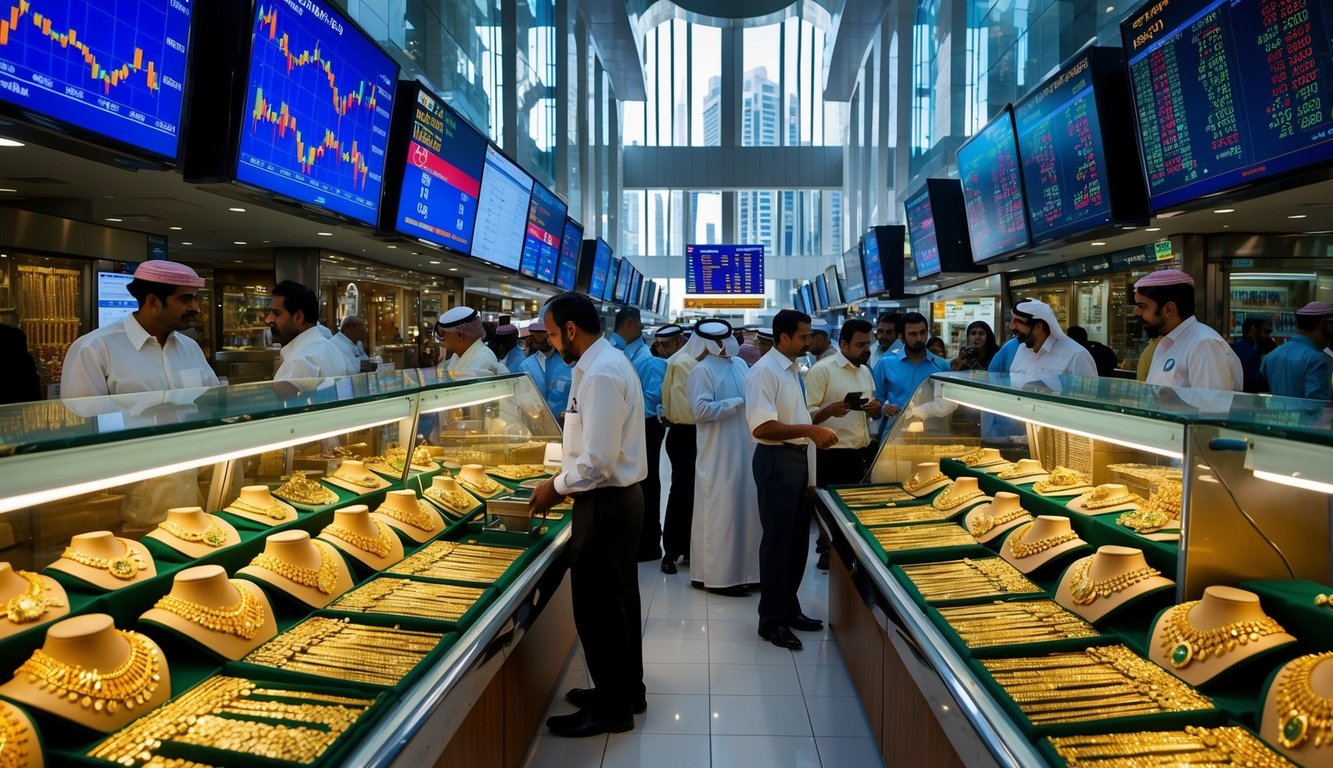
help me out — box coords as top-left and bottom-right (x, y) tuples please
(587, 239), (611, 300)
(603, 258), (620, 302)
(471, 145), (533, 271)
(554, 220), (583, 291)
(842, 247), (866, 303)
(392, 86), (486, 252)
(613, 259), (633, 304)
(815, 274), (829, 311)
(519, 184), (567, 283)
(800, 282), (815, 314)
(1123, 0), (1333, 210)
(1015, 53), (1113, 242)
(957, 107), (1030, 262)
(863, 232), (885, 294)
(0, 0), (193, 160)
(685, 244), (764, 294)
(904, 188), (942, 279)
(235, 0), (396, 225)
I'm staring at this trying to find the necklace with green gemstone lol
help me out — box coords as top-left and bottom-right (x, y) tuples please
(1276, 652), (1333, 749)
(1158, 600), (1285, 669)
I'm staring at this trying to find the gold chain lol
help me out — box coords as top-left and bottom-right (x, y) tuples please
(5, 570), (64, 624)
(1158, 600), (1286, 669)
(159, 518), (229, 547)
(329, 470), (381, 489)
(970, 506), (1029, 536)
(0, 704), (31, 768)
(153, 582), (265, 640)
(1082, 485), (1146, 510)
(1067, 557), (1162, 606)
(1049, 726), (1290, 766)
(457, 473), (501, 495)
(322, 520), (395, 558)
(1275, 652), (1333, 749)
(1005, 522), (1078, 559)
(228, 498), (289, 520)
(903, 470), (947, 493)
(374, 499), (439, 532)
(1032, 466), (1091, 494)
(249, 542), (340, 594)
(17, 630), (160, 714)
(998, 463), (1047, 480)
(931, 483), (985, 511)
(272, 473), (338, 506)
(61, 539), (148, 580)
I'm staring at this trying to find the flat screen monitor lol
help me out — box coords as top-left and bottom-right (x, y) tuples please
(792, 288), (806, 314)
(684, 244), (764, 294)
(470, 144), (534, 271)
(0, 0), (194, 162)
(384, 82), (487, 253)
(841, 246), (866, 303)
(630, 271), (643, 307)
(814, 274), (829, 311)
(904, 179), (976, 279)
(234, 0), (398, 226)
(864, 226), (906, 297)
(603, 258), (621, 303)
(824, 265), (843, 307)
(554, 219), (584, 291)
(862, 231), (885, 295)
(613, 259), (634, 304)
(957, 106), (1031, 263)
(518, 183), (567, 283)
(96, 272), (135, 328)
(578, 238), (612, 298)
(1014, 46), (1148, 244)
(800, 282), (815, 315)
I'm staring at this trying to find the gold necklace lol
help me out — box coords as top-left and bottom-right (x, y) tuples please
(5, 570), (63, 624)
(17, 630), (160, 714)
(958, 448), (996, 466)
(1116, 506), (1172, 533)
(903, 470), (947, 493)
(61, 539), (147, 581)
(1081, 486), (1145, 510)
(250, 543), (339, 594)
(1067, 557), (1162, 605)
(1005, 523), (1078, 559)
(998, 463), (1047, 480)
(375, 500), (439, 531)
(322, 520), (395, 558)
(1159, 600), (1286, 669)
(329, 470), (380, 489)
(969, 506), (1029, 536)
(272, 473), (338, 506)
(457, 474), (500, 494)
(1032, 467), (1091, 494)
(1276, 652), (1333, 748)
(424, 486), (474, 512)
(153, 582), (265, 640)
(931, 483), (985, 511)
(159, 518), (229, 547)
(229, 498), (289, 520)
(0, 703), (31, 768)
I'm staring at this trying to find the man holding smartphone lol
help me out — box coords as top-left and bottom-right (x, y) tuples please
(805, 319), (883, 490)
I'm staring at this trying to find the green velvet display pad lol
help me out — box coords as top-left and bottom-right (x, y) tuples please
(485, 470), (551, 493)
(854, 522), (992, 567)
(923, 600), (1112, 660)
(1240, 579), (1333, 655)
(322, 574), (499, 633)
(1034, 721), (1282, 767)
(887, 560), (1051, 610)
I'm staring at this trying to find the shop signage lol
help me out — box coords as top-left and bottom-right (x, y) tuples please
(684, 297), (765, 309)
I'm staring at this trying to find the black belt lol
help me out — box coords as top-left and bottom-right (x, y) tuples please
(759, 442), (808, 454)
(571, 484), (638, 500)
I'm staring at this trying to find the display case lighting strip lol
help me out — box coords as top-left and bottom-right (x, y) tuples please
(1240, 429), (1333, 495)
(418, 392), (513, 415)
(1251, 470), (1333, 495)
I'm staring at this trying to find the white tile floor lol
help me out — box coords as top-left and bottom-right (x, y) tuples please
(521, 554), (882, 768)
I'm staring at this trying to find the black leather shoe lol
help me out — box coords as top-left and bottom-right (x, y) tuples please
(790, 613), (824, 632)
(708, 585), (750, 597)
(564, 688), (647, 714)
(816, 552), (830, 571)
(546, 708), (634, 737)
(758, 624), (804, 650)
(660, 554), (678, 574)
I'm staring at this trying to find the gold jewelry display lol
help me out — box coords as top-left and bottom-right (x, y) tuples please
(1079, 485), (1146, 510)
(248, 542), (339, 594)
(456, 473), (502, 496)
(17, 630), (160, 714)
(367, 446), (437, 472)
(243, 617), (441, 687)
(272, 473), (338, 506)
(1117, 480), (1182, 533)
(153, 582), (265, 640)
(388, 540), (523, 583)
(1158, 600), (1286, 669)
(1032, 466), (1092, 495)
(88, 675), (375, 766)
(61, 539), (147, 581)
(322, 519), (395, 558)
(423, 485), (477, 514)
(903, 470), (948, 493)
(1068, 557), (1162, 606)
(899, 558), (1042, 602)
(6, 570), (64, 624)
(981, 644), (1214, 725)
(329, 469), (381, 488)
(374, 498), (440, 532)
(834, 486), (917, 506)
(1316, 594), (1333, 608)
(0, 703), (32, 768)
(854, 506), (954, 526)
(1275, 652), (1333, 749)
(1048, 726), (1292, 766)
(227, 498), (289, 520)
(958, 448), (1005, 467)
(969, 506), (1030, 536)
(937, 600), (1099, 648)
(1005, 522), (1079, 559)
(869, 523), (976, 553)
(931, 482), (986, 511)
(331, 578), (486, 622)
(997, 463), (1048, 481)
(488, 464), (547, 480)
(159, 518), (229, 548)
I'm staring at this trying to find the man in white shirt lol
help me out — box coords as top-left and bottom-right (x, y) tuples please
(267, 281), (348, 382)
(1134, 269), (1243, 391)
(529, 292), (647, 737)
(1009, 298), (1098, 378)
(436, 306), (508, 376)
(746, 309), (839, 651)
(330, 315), (369, 375)
(657, 324), (699, 574)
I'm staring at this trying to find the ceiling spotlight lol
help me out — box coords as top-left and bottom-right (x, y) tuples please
(1090, 241), (1107, 246)
(1289, 214), (1308, 219)
(429, 260), (441, 265)
(0, 138), (24, 148)
(448, 267), (458, 272)
(169, 226), (183, 231)
(229, 207), (246, 212)
(1213, 208), (1235, 214)
(181, 242), (193, 246)
(105, 217), (123, 222)
(234, 241), (247, 245)
(0, 188), (16, 193)
(1145, 227), (1162, 232)
(316, 231), (333, 236)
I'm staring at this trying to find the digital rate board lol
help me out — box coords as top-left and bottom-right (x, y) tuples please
(684, 244), (764, 295)
(1123, 0), (1333, 210)
(392, 85), (486, 252)
(904, 187), (943, 279)
(519, 183), (567, 283)
(554, 219), (583, 291)
(957, 106), (1030, 262)
(862, 230), (885, 295)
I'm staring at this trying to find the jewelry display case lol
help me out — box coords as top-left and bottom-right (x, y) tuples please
(816, 371), (1333, 767)
(0, 370), (573, 767)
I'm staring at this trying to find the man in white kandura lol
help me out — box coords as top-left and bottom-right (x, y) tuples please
(436, 306), (508, 376)
(687, 319), (762, 595)
(1009, 298), (1098, 378)
(330, 315), (370, 375)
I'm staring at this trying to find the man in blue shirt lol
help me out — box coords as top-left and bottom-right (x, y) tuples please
(1261, 302), (1333, 400)
(519, 320), (573, 419)
(871, 312), (949, 434)
(615, 307), (668, 560)
(495, 324), (526, 372)
(1230, 316), (1274, 393)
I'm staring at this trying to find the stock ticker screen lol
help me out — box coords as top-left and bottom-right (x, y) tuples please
(554, 219), (583, 291)
(685, 244), (764, 294)
(904, 188), (942, 279)
(392, 86), (486, 252)
(519, 184), (567, 283)
(957, 106), (1031, 262)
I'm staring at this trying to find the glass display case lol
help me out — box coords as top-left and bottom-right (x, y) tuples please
(817, 371), (1333, 767)
(0, 370), (571, 767)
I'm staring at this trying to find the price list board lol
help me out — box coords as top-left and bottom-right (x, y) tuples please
(957, 106), (1031, 263)
(685, 244), (764, 295)
(904, 187), (942, 279)
(1123, 0), (1333, 210)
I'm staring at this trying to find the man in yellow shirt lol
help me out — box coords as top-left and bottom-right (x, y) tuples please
(655, 325), (695, 574)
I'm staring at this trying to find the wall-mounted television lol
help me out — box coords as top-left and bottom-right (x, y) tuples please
(613, 259), (634, 304)
(554, 218), (584, 291)
(470, 144), (534, 272)
(904, 179), (979, 280)
(862, 225), (906, 297)
(957, 105), (1031, 263)
(577, 238), (612, 298)
(841, 245), (866, 303)
(814, 273), (829, 311)
(800, 282), (816, 315)
(518, 182), (567, 283)
(603, 257), (621, 303)
(685, 244), (764, 294)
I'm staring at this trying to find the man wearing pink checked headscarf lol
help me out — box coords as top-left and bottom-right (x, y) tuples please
(1133, 269), (1242, 391)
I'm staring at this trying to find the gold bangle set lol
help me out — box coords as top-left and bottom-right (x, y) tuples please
(854, 506), (953, 526)
(17, 630), (160, 714)
(931, 483), (986, 511)
(423, 485), (477, 515)
(153, 582), (265, 640)
(159, 518), (229, 548)
(937, 600), (1100, 648)
(1158, 601), (1286, 669)
(870, 523), (976, 552)
(388, 540), (523, 583)
(227, 498), (290, 520)
(1275, 652), (1333, 749)
(322, 520), (396, 558)
(899, 558), (1041, 602)
(1046, 726), (1292, 766)
(249, 542), (340, 594)
(243, 617), (441, 687)
(374, 499), (440, 531)
(61, 539), (148, 581)
(1, 703), (32, 768)
(1068, 558), (1162, 606)
(1005, 523), (1079, 559)
(331, 578), (485, 622)
(982, 645), (1214, 724)
(834, 486), (916, 506)
(969, 506), (1030, 537)
(88, 676), (375, 766)
(272, 473), (339, 506)
(5, 570), (63, 624)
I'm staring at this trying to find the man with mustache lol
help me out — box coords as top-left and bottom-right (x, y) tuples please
(1008, 298), (1097, 378)
(267, 280), (349, 381)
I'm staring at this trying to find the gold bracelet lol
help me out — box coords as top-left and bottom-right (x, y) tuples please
(249, 542), (339, 594)
(153, 581), (265, 640)
(61, 539), (148, 580)
(159, 518), (229, 547)
(456, 474), (502, 495)
(1032, 466), (1091, 495)
(5, 570), (64, 624)
(321, 520), (395, 558)
(17, 630), (160, 713)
